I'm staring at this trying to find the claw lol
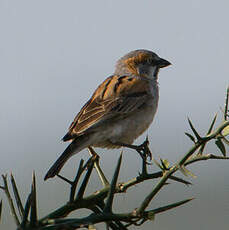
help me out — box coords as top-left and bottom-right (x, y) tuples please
(112, 139), (152, 163)
(136, 139), (152, 162)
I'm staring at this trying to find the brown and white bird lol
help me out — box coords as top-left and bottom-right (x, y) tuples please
(44, 49), (171, 180)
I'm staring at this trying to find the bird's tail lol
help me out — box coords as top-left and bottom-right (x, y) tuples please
(44, 135), (89, 180)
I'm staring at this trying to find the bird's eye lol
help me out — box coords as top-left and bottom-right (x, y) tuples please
(141, 59), (149, 65)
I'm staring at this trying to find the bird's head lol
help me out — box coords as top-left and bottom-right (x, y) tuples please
(115, 49), (171, 79)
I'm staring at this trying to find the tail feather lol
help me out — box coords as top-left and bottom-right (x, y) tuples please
(44, 136), (89, 180)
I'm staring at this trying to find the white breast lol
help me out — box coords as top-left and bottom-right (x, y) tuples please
(109, 82), (159, 144)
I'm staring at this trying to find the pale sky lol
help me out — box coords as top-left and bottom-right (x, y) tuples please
(0, 1), (229, 229)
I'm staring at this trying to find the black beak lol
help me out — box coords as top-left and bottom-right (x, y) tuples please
(157, 58), (171, 68)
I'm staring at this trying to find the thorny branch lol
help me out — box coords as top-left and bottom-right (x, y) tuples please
(0, 87), (229, 229)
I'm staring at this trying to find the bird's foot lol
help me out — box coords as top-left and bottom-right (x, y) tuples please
(113, 137), (152, 164)
(135, 137), (152, 162)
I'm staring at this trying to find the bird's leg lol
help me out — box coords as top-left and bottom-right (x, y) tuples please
(88, 146), (99, 160)
(88, 147), (109, 187)
(113, 137), (152, 162)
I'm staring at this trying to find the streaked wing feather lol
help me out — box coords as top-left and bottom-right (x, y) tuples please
(63, 75), (149, 140)
(73, 99), (117, 134)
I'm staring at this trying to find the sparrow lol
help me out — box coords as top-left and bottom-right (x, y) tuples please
(44, 49), (171, 180)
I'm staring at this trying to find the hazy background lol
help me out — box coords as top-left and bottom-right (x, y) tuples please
(1, 0), (229, 229)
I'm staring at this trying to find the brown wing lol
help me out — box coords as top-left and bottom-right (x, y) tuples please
(62, 75), (150, 141)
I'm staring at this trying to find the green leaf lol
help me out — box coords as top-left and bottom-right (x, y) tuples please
(152, 157), (163, 170)
(160, 159), (170, 170)
(180, 166), (197, 178)
(215, 138), (226, 156)
(185, 132), (195, 142)
(88, 224), (96, 230)
(222, 125), (229, 137)
(147, 211), (155, 221)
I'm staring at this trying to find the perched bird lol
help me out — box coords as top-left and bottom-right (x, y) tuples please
(44, 49), (171, 180)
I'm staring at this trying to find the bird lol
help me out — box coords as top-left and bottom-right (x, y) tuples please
(44, 49), (171, 180)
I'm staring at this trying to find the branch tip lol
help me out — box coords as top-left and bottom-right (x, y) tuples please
(30, 171), (37, 227)
(104, 153), (122, 213)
